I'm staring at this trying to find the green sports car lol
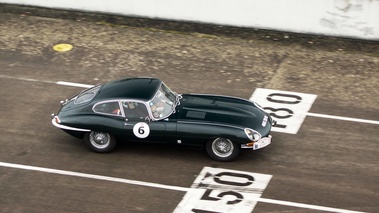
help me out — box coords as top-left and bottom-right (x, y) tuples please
(51, 77), (275, 161)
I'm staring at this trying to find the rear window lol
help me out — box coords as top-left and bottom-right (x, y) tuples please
(75, 85), (101, 104)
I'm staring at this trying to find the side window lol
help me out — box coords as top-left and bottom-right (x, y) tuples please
(122, 101), (149, 120)
(93, 101), (121, 116)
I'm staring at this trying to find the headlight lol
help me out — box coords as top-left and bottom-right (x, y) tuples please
(244, 128), (261, 141)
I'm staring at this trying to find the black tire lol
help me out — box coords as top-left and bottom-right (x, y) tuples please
(83, 131), (116, 153)
(206, 138), (240, 162)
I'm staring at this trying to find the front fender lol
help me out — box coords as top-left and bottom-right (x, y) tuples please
(176, 121), (247, 146)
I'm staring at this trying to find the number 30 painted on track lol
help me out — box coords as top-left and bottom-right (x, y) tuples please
(250, 88), (317, 134)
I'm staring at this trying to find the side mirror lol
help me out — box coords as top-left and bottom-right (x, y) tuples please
(145, 116), (151, 123)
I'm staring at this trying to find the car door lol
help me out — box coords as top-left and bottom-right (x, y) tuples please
(122, 101), (168, 143)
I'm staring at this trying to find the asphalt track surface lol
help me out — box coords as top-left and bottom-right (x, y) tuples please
(0, 4), (378, 213)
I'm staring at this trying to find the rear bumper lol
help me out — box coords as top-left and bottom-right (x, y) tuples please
(51, 115), (91, 132)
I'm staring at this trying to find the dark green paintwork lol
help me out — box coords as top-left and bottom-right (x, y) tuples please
(96, 77), (161, 101)
(55, 77), (273, 147)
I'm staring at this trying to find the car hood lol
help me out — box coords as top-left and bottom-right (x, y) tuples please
(176, 94), (271, 134)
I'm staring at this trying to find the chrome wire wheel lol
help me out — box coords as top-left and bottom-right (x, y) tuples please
(89, 131), (111, 149)
(206, 137), (240, 161)
(211, 138), (234, 158)
(84, 131), (116, 153)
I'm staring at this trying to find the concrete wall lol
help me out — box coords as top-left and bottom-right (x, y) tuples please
(1, 0), (378, 40)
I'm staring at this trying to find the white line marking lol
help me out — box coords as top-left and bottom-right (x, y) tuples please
(56, 81), (94, 88)
(0, 76), (94, 88)
(0, 75), (55, 84)
(0, 162), (187, 192)
(307, 112), (379, 125)
(0, 162), (366, 213)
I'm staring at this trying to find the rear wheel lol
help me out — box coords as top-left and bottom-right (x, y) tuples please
(84, 131), (116, 153)
(206, 138), (240, 162)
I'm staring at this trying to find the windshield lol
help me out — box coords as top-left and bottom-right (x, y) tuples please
(148, 83), (177, 119)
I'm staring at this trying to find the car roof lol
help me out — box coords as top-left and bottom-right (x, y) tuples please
(95, 77), (162, 101)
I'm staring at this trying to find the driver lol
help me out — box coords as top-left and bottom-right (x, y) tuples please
(124, 102), (136, 109)
(150, 101), (165, 118)
(123, 102), (148, 119)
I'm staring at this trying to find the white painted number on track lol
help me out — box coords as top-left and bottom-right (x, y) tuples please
(250, 88), (317, 134)
(174, 167), (272, 213)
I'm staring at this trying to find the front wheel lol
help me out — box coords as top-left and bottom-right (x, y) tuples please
(84, 131), (116, 153)
(206, 138), (240, 162)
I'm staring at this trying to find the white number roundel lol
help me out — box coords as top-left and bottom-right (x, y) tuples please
(133, 122), (150, 138)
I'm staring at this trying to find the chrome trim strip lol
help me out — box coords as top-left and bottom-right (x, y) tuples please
(92, 99), (157, 120)
(241, 145), (254, 149)
(51, 118), (91, 132)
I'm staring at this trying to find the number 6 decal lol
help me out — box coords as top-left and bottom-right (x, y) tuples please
(133, 122), (150, 138)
